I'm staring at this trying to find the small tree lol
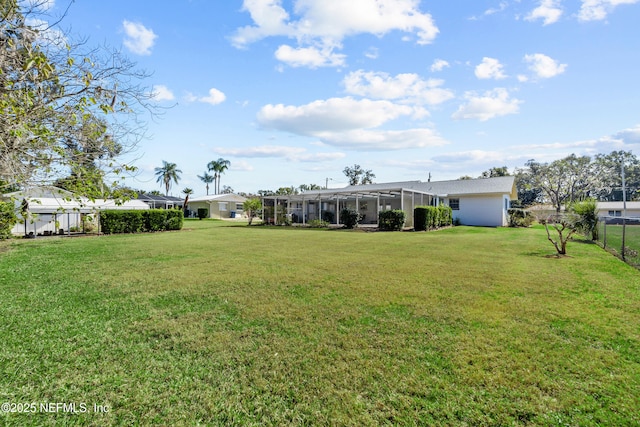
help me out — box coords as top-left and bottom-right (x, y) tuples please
(0, 201), (17, 240)
(340, 209), (361, 229)
(541, 214), (579, 255)
(243, 198), (262, 225)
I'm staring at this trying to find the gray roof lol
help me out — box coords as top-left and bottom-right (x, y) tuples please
(275, 176), (517, 199)
(411, 176), (517, 197)
(189, 193), (247, 203)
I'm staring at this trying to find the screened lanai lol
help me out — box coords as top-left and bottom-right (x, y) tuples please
(261, 185), (438, 227)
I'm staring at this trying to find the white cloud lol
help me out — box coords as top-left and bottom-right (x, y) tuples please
(364, 47), (379, 59)
(232, 0), (439, 68)
(452, 88), (522, 121)
(525, 0), (563, 25)
(122, 20), (157, 55)
(25, 18), (66, 47)
(258, 97), (414, 134)
(430, 59), (450, 72)
(315, 128), (449, 150)
(524, 53), (567, 78)
(475, 57), (507, 80)
(275, 44), (346, 68)
(151, 85), (175, 101)
(215, 145), (346, 162)
(578, 0), (639, 22)
(343, 70), (454, 105)
(257, 96), (447, 150)
(200, 88), (227, 105)
(185, 88), (227, 105)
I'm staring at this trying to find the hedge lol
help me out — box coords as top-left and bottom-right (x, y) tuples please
(100, 209), (183, 234)
(378, 210), (406, 231)
(414, 205), (453, 231)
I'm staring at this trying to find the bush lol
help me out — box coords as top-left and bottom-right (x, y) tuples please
(0, 201), (17, 239)
(414, 205), (453, 230)
(100, 209), (183, 234)
(340, 209), (361, 229)
(378, 210), (406, 231)
(166, 209), (184, 230)
(197, 208), (208, 220)
(570, 198), (598, 240)
(308, 219), (329, 228)
(507, 208), (534, 228)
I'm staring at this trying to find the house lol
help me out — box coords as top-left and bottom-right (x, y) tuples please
(3, 186), (149, 236)
(136, 193), (184, 210)
(187, 193), (247, 219)
(597, 201), (640, 218)
(261, 176), (517, 228)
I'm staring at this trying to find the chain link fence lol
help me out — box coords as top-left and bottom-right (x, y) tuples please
(597, 216), (640, 267)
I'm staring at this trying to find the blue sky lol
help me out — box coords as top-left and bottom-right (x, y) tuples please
(39, 0), (640, 195)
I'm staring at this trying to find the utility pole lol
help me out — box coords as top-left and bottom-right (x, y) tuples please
(621, 161), (627, 260)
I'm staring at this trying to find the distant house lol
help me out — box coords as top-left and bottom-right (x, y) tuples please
(261, 176), (517, 228)
(136, 193), (184, 210)
(187, 194), (247, 219)
(3, 186), (149, 236)
(597, 201), (640, 218)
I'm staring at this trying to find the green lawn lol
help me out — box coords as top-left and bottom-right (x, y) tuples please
(598, 222), (640, 266)
(0, 221), (638, 426)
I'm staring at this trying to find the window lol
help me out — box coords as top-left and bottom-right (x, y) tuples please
(236, 203), (244, 211)
(219, 202), (228, 212)
(608, 210), (621, 217)
(449, 198), (460, 210)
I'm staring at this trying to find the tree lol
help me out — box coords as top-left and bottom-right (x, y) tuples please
(0, 1), (155, 198)
(526, 155), (594, 213)
(197, 172), (215, 195)
(221, 185), (234, 194)
(207, 158), (230, 195)
(299, 183), (322, 192)
(243, 198), (262, 225)
(593, 151), (640, 201)
(154, 161), (181, 196)
(540, 214), (579, 256)
(182, 187), (193, 213)
(343, 164), (375, 186)
(481, 166), (510, 178)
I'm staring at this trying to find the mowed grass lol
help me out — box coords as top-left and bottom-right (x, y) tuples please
(0, 220), (638, 426)
(598, 223), (640, 266)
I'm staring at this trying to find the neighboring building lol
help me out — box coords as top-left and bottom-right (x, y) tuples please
(3, 186), (149, 236)
(137, 193), (184, 210)
(187, 193), (247, 219)
(261, 176), (517, 228)
(597, 201), (640, 218)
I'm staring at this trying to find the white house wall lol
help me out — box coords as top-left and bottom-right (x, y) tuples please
(452, 195), (508, 227)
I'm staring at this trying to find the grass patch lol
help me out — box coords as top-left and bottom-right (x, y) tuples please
(0, 221), (638, 425)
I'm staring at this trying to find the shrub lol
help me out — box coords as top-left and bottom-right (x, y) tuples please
(378, 210), (406, 231)
(100, 209), (183, 234)
(508, 208), (534, 228)
(0, 201), (16, 239)
(166, 209), (184, 230)
(340, 209), (361, 229)
(321, 210), (335, 223)
(570, 198), (598, 240)
(308, 219), (329, 228)
(197, 208), (208, 220)
(146, 209), (167, 231)
(414, 205), (453, 230)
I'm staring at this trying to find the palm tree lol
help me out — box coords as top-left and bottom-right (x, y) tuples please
(182, 187), (194, 214)
(207, 158), (230, 194)
(154, 161), (182, 196)
(197, 172), (215, 195)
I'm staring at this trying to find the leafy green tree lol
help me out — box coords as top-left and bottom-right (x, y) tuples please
(154, 161), (182, 196)
(343, 164), (375, 186)
(0, 1), (154, 198)
(299, 183), (322, 192)
(593, 151), (640, 201)
(481, 166), (510, 178)
(243, 198), (262, 225)
(197, 172), (215, 195)
(207, 158), (230, 194)
(526, 155), (594, 213)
